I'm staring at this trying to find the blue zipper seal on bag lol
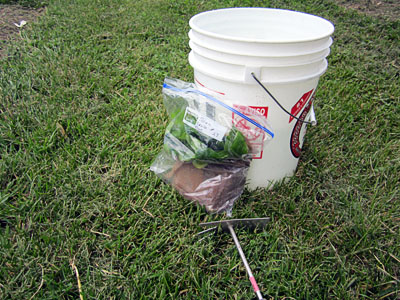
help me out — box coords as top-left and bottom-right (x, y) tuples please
(163, 83), (275, 139)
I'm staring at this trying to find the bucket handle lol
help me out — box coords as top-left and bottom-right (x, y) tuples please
(251, 73), (316, 126)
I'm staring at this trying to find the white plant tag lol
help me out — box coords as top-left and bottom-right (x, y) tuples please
(183, 107), (227, 141)
(14, 20), (27, 28)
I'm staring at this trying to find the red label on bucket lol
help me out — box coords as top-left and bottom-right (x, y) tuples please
(232, 105), (268, 159)
(290, 96), (314, 158)
(289, 89), (314, 123)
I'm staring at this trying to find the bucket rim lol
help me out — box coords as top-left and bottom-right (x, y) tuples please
(189, 52), (329, 85)
(189, 35), (332, 60)
(189, 40), (331, 67)
(189, 7), (335, 44)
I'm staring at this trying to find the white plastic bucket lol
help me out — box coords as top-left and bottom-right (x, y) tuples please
(189, 8), (334, 56)
(188, 8), (334, 189)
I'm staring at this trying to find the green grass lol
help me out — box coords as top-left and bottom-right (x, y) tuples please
(0, 0), (399, 299)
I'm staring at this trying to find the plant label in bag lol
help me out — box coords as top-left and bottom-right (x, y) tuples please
(183, 107), (228, 141)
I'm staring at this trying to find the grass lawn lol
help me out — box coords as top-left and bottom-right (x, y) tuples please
(0, 0), (399, 299)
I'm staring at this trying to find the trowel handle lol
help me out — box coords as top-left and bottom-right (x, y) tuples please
(227, 223), (265, 300)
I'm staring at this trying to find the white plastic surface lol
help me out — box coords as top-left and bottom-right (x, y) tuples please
(188, 8), (334, 188)
(189, 51), (328, 84)
(189, 8), (334, 43)
(189, 29), (333, 57)
(189, 39), (331, 67)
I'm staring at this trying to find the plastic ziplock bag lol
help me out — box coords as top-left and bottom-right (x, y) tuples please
(150, 78), (274, 214)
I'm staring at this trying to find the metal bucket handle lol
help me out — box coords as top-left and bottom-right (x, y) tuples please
(251, 72), (317, 126)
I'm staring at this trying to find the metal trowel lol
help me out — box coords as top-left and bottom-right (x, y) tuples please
(199, 217), (270, 300)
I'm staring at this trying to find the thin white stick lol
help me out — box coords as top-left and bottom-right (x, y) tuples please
(71, 259), (84, 300)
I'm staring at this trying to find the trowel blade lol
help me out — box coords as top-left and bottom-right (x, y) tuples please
(199, 217), (270, 232)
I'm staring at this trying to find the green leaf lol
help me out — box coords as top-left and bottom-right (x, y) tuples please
(163, 108), (248, 165)
(224, 127), (249, 157)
